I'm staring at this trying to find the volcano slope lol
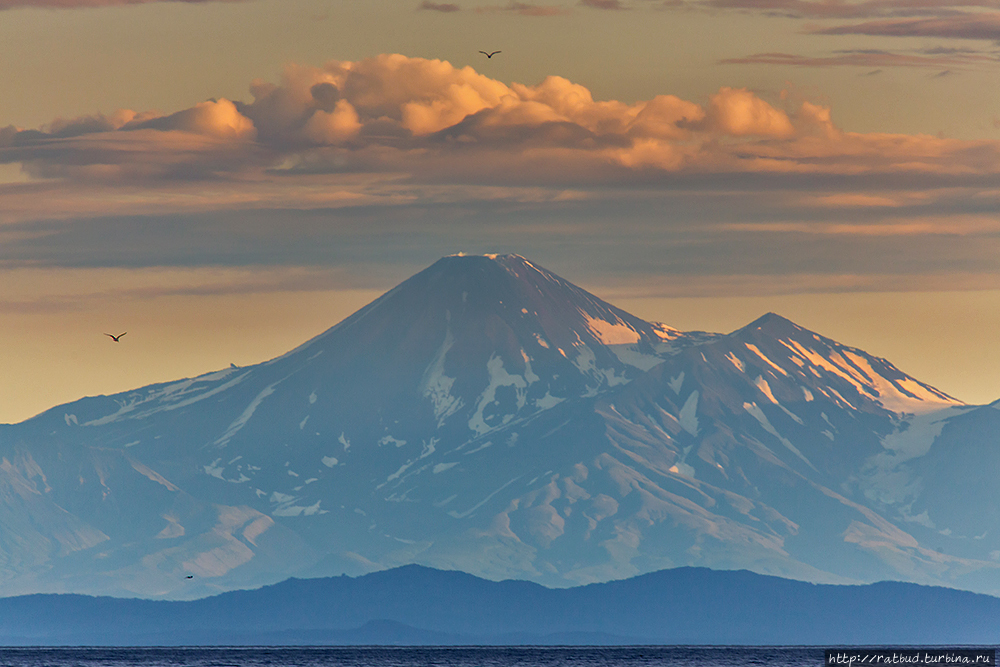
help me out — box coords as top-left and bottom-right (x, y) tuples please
(0, 254), (994, 599)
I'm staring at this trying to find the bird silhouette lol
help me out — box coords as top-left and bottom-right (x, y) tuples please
(186, 575), (194, 579)
(479, 50), (501, 58)
(105, 332), (127, 342)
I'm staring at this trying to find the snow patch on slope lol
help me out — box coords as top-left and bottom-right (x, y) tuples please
(779, 339), (957, 415)
(535, 392), (563, 410)
(679, 391), (699, 436)
(609, 345), (664, 371)
(651, 322), (682, 341)
(214, 381), (281, 447)
(725, 352), (745, 373)
(840, 350), (960, 414)
(272, 499), (324, 517)
(448, 477), (521, 519)
(743, 402), (817, 472)
(86, 370), (250, 426)
(754, 376), (778, 404)
(583, 314), (641, 345)
(573, 345), (629, 391)
(745, 343), (788, 377)
(858, 406), (969, 507)
(468, 355), (531, 435)
(379, 435), (407, 448)
(420, 320), (463, 426)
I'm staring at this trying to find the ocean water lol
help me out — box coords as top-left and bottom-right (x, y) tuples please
(0, 646), (839, 667)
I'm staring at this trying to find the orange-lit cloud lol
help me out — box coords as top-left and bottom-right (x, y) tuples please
(0, 54), (1000, 274)
(3, 53), (998, 194)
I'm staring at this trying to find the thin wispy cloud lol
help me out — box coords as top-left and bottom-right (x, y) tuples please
(682, 0), (1000, 19)
(813, 13), (1000, 40)
(721, 48), (996, 68)
(579, 0), (629, 9)
(0, 0), (245, 8)
(539, 0), (1000, 15)
(417, 1), (461, 11)
(475, 1), (570, 15)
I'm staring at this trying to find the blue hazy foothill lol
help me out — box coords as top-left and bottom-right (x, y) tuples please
(0, 565), (998, 645)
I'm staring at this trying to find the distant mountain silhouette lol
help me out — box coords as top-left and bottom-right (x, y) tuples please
(0, 565), (998, 645)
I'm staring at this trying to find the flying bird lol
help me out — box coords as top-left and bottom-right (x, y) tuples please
(479, 50), (501, 58)
(105, 332), (127, 342)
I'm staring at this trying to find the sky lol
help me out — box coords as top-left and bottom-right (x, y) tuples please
(2, 0), (1000, 423)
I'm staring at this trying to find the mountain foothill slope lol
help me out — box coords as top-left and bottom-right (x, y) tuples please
(0, 254), (997, 599)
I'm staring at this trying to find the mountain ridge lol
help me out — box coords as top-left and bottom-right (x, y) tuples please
(0, 564), (999, 645)
(0, 254), (996, 600)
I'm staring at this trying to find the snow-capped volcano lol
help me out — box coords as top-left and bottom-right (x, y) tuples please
(0, 255), (995, 599)
(58, 254), (697, 506)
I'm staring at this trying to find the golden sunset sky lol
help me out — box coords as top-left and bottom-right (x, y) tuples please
(2, 0), (1000, 422)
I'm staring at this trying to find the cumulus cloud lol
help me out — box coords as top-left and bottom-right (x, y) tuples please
(698, 87), (796, 137)
(0, 97), (259, 181)
(2, 53), (999, 194)
(140, 99), (256, 138)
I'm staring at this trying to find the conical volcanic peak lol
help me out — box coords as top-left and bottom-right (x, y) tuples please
(56, 253), (701, 522)
(269, 253), (682, 410)
(284, 253), (672, 359)
(289, 253), (680, 422)
(368, 253), (672, 351)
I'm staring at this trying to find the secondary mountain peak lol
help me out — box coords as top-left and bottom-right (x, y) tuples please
(740, 311), (801, 335)
(725, 311), (961, 416)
